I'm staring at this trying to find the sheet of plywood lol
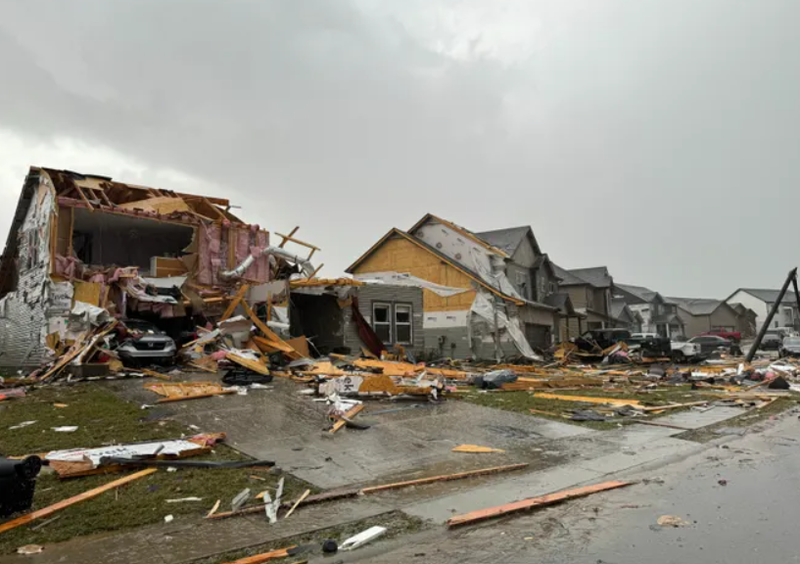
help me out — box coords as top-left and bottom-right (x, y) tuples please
(73, 281), (102, 307)
(117, 196), (190, 214)
(225, 352), (270, 375)
(352, 236), (477, 312)
(151, 256), (188, 277)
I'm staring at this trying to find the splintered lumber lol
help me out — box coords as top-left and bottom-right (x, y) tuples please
(0, 469), (157, 535)
(221, 284), (250, 322)
(329, 404), (364, 434)
(222, 546), (296, 564)
(284, 489), (311, 519)
(209, 463), (529, 520)
(535, 393), (642, 407)
(639, 400), (710, 412)
(225, 352), (270, 375)
(360, 463), (528, 494)
(446, 480), (633, 527)
(452, 444), (505, 454)
(145, 382), (235, 403)
(137, 367), (172, 381)
(241, 300), (302, 359)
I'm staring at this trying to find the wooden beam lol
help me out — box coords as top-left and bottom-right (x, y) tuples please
(284, 489), (311, 519)
(241, 300), (302, 359)
(360, 463), (528, 494)
(308, 263), (324, 279)
(275, 231), (320, 251)
(329, 404), (364, 434)
(446, 480), (633, 527)
(73, 184), (94, 212)
(278, 226), (299, 248)
(222, 546), (295, 564)
(0, 469), (157, 534)
(220, 284), (249, 322)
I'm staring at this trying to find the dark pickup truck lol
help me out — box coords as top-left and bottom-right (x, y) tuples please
(573, 328), (671, 358)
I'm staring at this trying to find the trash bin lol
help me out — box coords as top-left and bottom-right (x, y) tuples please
(0, 456), (42, 517)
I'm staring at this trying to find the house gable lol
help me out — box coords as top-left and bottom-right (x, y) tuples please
(349, 231), (477, 312)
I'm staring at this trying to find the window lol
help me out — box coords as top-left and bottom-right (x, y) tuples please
(515, 272), (528, 299)
(372, 303), (392, 343)
(395, 304), (412, 344)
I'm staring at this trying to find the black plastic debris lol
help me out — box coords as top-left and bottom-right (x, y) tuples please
(474, 369), (517, 390)
(768, 376), (790, 390)
(222, 367), (274, 386)
(322, 540), (339, 553)
(571, 409), (608, 422)
(0, 456), (42, 518)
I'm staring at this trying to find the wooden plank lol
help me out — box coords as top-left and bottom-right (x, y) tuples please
(639, 400), (709, 412)
(284, 336), (310, 358)
(307, 263), (324, 279)
(275, 231), (319, 251)
(278, 226), (299, 248)
(535, 393), (642, 407)
(446, 480), (633, 527)
(156, 390), (235, 403)
(360, 463), (528, 494)
(222, 546), (295, 564)
(220, 284), (249, 322)
(0, 469), (157, 534)
(226, 352), (270, 376)
(151, 257), (188, 277)
(634, 420), (691, 430)
(73, 184), (94, 211)
(452, 444), (505, 454)
(329, 404), (364, 434)
(284, 489), (311, 519)
(241, 300), (302, 359)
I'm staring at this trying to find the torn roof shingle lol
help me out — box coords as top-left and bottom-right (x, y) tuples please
(474, 226), (534, 257)
(615, 282), (659, 302)
(552, 264), (612, 288)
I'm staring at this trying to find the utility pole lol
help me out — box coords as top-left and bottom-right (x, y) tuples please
(746, 267), (798, 362)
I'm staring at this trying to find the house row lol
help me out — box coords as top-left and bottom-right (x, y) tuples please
(0, 167), (786, 369)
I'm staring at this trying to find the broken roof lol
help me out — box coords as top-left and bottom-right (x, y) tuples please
(474, 226), (541, 257)
(615, 282), (659, 302)
(667, 297), (725, 316)
(727, 288), (798, 305)
(552, 264), (612, 288)
(345, 228), (525, 305)
(407, 214), (510, 258)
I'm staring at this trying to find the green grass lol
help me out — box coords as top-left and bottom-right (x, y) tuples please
(459, 385), (720, 429)
(0, 384), (311, 554)
(195, 511), (426, 564)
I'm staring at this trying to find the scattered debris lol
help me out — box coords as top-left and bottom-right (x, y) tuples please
(231, 489), (252, 512)
(284, 489), (311, 519)
(16, 544), (44, 555)
(9, 421), (37, 430)
(0, 469), (157, 534)
(206, 499), (221, 518)
(164, 515), (174, 524)
(51, 426), (79, 433)
(718, 479), (728, 486)
(166, 497), (203, 503)
(656, 515), (690, 527)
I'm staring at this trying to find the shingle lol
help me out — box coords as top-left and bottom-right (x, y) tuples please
(474, 226), (531, 256)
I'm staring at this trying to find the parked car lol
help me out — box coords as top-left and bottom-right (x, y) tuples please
(779, 336), (800, 357)
(687, 335), (734, 355)
(670, 340), (702, 362)
(116, 319), (177, 365)
(700, 329), (741, 343)
(574, 329), (670, 357)
(760, 333), (783, 351)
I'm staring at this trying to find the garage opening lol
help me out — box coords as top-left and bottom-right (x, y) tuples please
(70, 208), (194, 275)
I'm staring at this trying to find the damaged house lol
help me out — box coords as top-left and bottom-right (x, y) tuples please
(345, 214), (565, 360)
(614, 283), (686, 338)
(552, 265), (618, 336)
(0, 167), (312, 369)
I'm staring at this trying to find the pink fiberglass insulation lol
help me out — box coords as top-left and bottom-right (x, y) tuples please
(197, 223), (221, 285)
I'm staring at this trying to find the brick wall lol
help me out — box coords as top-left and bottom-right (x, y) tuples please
(0, 176), (56, 369)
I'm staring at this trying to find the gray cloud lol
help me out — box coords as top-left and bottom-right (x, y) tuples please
(1, 0), (799, 297)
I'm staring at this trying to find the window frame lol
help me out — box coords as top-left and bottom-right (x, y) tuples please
(372, 302), (393, 344)
(394, 302), (413, 345)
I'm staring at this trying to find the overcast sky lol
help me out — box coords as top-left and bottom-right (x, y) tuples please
(1, 0), (798, 298)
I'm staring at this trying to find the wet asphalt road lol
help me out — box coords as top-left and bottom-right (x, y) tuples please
(353, 410), (800, 564)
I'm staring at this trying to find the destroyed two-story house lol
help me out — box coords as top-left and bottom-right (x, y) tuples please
(345, 215), (574, 360)
(0, 167), (312, 369)
(551, 265), (617, 337)
(615, 283), (686, 338)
